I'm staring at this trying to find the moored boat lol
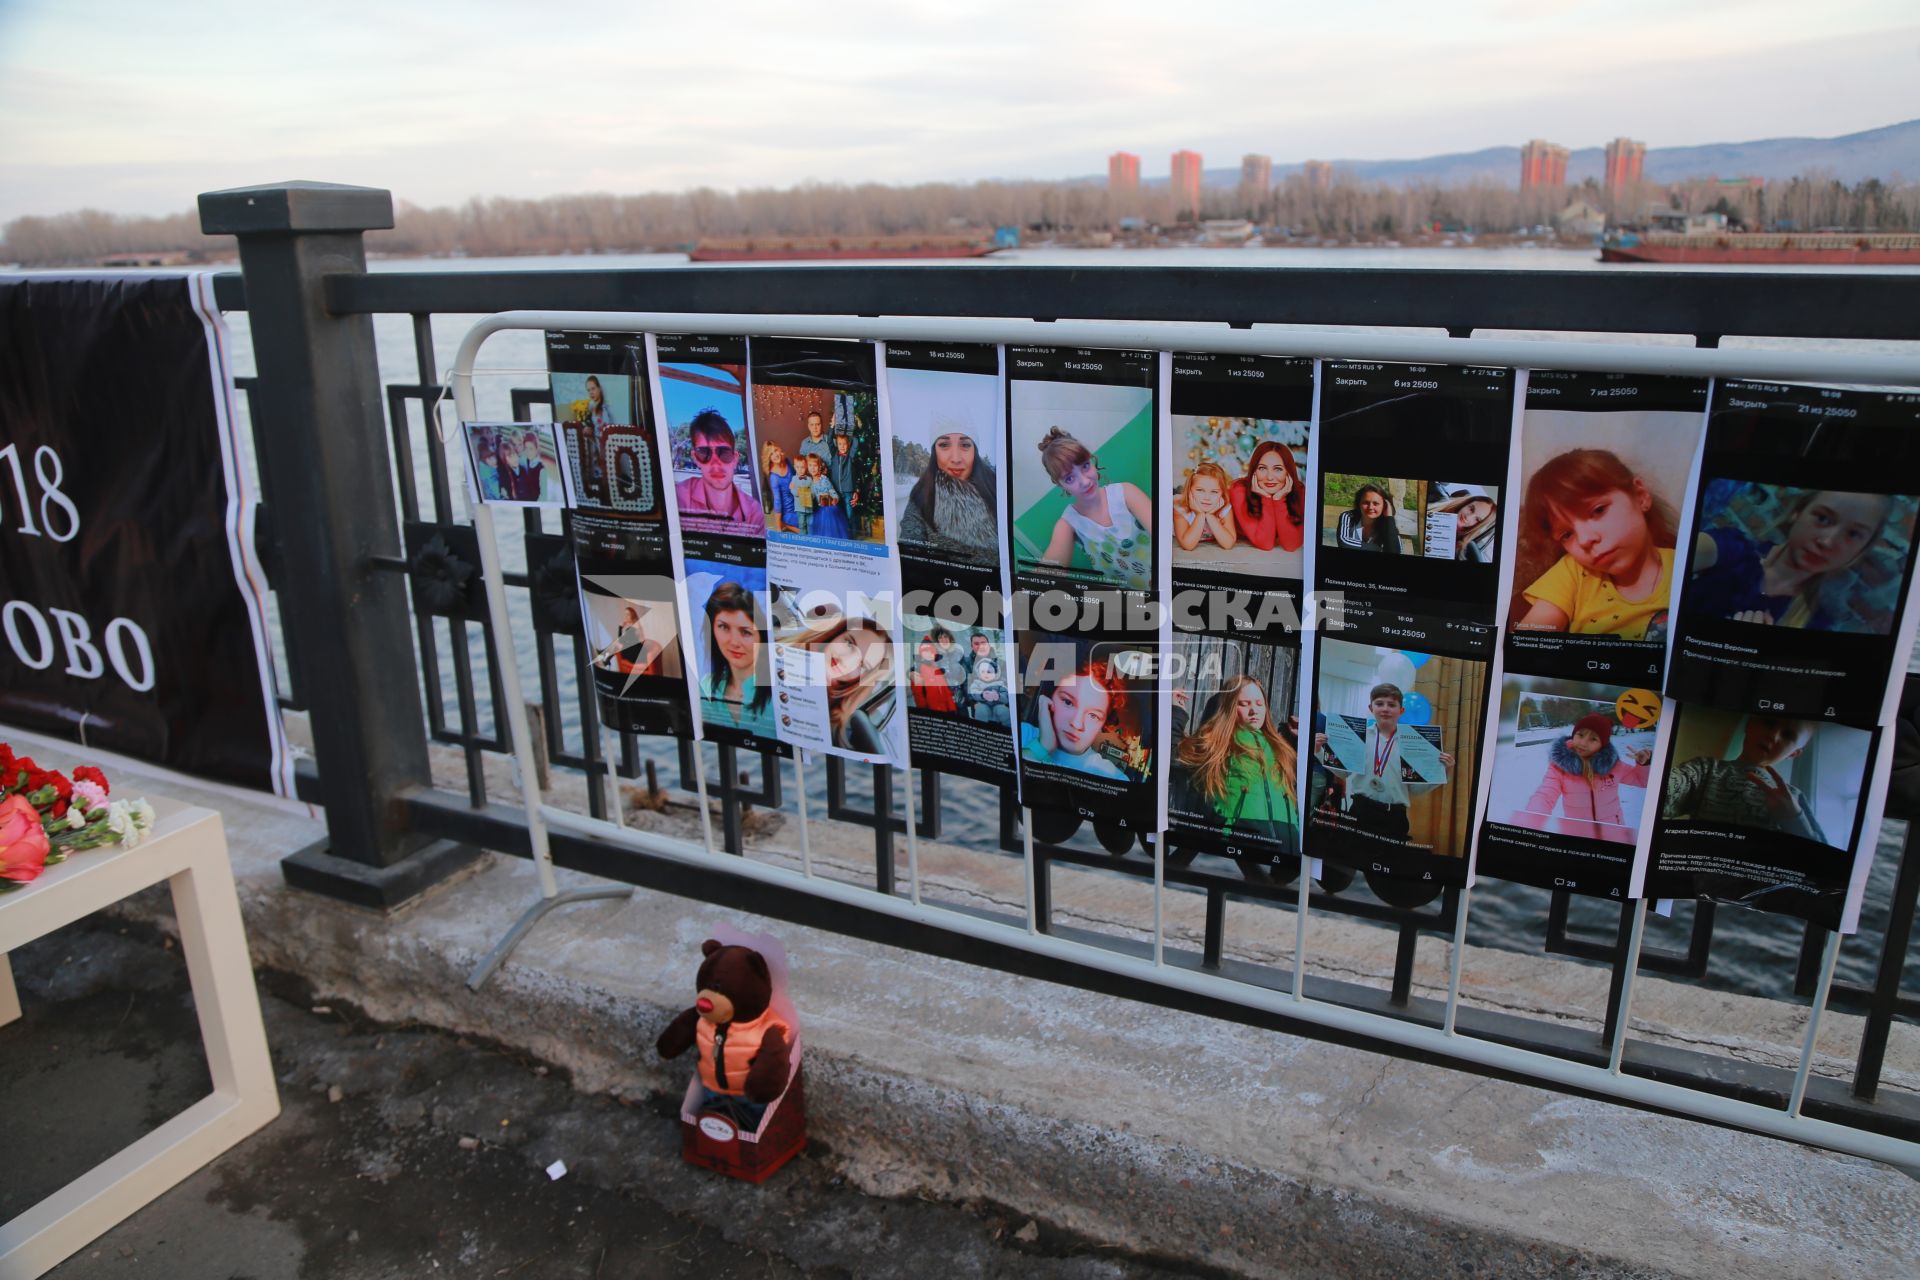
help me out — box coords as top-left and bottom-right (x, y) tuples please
(689, 233), (999, 262)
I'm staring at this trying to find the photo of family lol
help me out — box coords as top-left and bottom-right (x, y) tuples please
(1015, 635), (1157, 786)
(770, 590), (904, 763)
(902, 615), (1012, 728)
(685, 559), (773, 741)
(1010, 379), (1156, 591)
(1659, 705), (1869, 853)
(1684, 480), (1918, 636)
(1509, 406), (1701, 640)
(579, 576), (683, 683)
(658, 360), (763, 539)
(1320, 474), (1499, 563)
(1167, 633), (1300, 857)
(1170, 416), (1307, 579)
(460, 422), (565, 508)
(1308, 638), (1486, 858)
(754, 388), (884, 546)
(1488, 677), (1660, 846)
(889, 365), (1001, 573)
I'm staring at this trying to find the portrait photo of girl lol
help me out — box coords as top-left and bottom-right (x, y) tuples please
(1010, 378), (1156, 591)
(1488, 678), (1659, 847)
(1686, 483), (1915, 634)
(1032, 427), (1154, 589)
(1425, 483), (1499, 562)
(1509, 402), (1705, 639)
(688, 566), (773, 740)
(1016, 640), (1155, 785)
(1513, 448), (1682, 639)
(1174, 462), (1238, 552)
(783, 607), (903, 761)
(1170, 670), (1300, 856)
(1324, 478), (1406, 553)
(888, 361), (1004, 572)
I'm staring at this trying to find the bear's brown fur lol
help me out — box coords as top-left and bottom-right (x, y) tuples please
(656, 939), (791, 1104)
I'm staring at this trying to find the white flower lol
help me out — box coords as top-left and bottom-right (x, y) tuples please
(66, 808), (86, 829)
(105, 801), (134, 841)
(131, 799), (155, 830)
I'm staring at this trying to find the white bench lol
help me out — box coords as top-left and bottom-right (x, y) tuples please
(0, 803), (280, 1279)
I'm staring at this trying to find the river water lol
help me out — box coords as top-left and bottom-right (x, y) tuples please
(221, 245), (1919, 1003)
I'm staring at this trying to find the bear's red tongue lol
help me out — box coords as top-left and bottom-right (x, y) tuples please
(697, 997), (714, 1013)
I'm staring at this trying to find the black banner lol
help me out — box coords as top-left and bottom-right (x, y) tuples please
(0, 274), (288, 792)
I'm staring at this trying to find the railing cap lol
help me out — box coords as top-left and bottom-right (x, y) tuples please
(198, 181), (394, 236)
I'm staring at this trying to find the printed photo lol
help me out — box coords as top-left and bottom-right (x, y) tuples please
(1010, 380), (1155, 590)
(1016, 634), (1157, 784)
(1308, 638), (1487, 856)
(684, 559), (773, 740)
(1171, 417), (1307, 578)
(1320, 475), (1498, 563)
(1168, 634), (1300, 854)
(1488, 677), (1660, 845)
(658, 361), (763, 538)
(1659, 706), (1869, 853)
(461, 422), (565, 507)
(1685, 481), (1918, 636)
(754, 387), (884, 545)
(553, 371), (629, 428)
(902, 613), (1012, 728)
(890, 366), (1001, 570)
(580, 576), (683, 681)
(771, 590), (904, 762)
(1509, 407), (1700, 640)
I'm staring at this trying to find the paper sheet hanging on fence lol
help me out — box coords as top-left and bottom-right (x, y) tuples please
(1665, 381), (1920, 728)
(884, 343), (1020, 786)
(459, 421), (567, 508)
(1471, 369), (1708, 900)
(547, 331), (695, 739)
(1297, 361), (1521, 886)
(1639, 701), (1892, 932)
(647, 334), (789, 756)
(1006, 345), (1172, 831)
(1160, 354), (1313, 867)
(750, 337), (909, 768)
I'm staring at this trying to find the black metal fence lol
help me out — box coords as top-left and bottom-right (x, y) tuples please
(200, 182), (1920, 1153)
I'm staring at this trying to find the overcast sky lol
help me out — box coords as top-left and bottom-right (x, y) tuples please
(1, 0), (1915, 221)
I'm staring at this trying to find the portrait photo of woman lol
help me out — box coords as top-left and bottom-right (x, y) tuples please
(696, 577), (773, 739)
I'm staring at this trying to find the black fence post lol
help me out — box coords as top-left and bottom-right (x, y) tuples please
(199, 181), (482, 908)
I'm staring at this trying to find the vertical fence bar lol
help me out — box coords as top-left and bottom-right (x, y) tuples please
(1609, 899), (1650, 1075)
(198, 181), (479, 907)
(1855, 823), (1919, 1101)
(792, 752), (815, 879)
(1152, 833), (1165, 967)
(1292, 856), (1311, 1001)
(1021, 808), (1038, 934)
(1789, 930), (1842, 1119)
(903, 766), (923, 906)
(1443, 885), (1471, 1036)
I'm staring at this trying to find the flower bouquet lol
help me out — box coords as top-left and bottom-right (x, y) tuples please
(0, 744), (154, 893)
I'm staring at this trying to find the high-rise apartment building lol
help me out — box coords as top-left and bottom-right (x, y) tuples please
(1604, 137), (1646, 191)
(1301, 160), (1333, 191)
(1108, 151), (1140, 193)
(1519, 139), (1569, 190)
(1171, 150), (1204, 217)
(1240, 153), (1272, 193)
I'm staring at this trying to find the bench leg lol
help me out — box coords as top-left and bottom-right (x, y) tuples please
(0, 952), (17, 1027)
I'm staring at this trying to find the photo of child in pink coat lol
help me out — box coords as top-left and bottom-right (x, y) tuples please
(1510, 712), (1653, 844)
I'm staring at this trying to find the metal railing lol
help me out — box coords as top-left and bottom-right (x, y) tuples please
(199, 181), (1920, 1167)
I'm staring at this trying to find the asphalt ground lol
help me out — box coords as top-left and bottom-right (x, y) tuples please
(0, 914), (1205, 1280)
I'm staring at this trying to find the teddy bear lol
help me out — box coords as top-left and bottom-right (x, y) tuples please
(656, 939), (793, 1131)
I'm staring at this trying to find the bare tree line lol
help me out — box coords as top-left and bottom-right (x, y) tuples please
(7, 171), (1919, 265)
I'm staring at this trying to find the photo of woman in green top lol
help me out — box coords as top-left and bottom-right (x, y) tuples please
(1172, 674), (1301, 854)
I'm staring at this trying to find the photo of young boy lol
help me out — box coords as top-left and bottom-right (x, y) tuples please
(1659, 707), (1868, 851)
(1308, 638), (1486, 859)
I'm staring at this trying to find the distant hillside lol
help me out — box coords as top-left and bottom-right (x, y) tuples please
(1116, 118), (1920, 188)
